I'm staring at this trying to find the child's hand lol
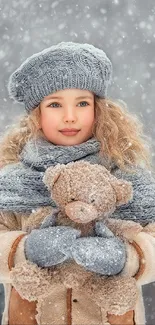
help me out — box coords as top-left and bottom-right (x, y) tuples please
(70, 222), (126, 275)
(24, 226), (81, 267)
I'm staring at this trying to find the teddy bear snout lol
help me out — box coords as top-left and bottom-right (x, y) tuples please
(65, 201), (98, 223)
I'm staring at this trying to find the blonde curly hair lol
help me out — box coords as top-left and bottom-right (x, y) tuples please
(0, 96), (152, 171)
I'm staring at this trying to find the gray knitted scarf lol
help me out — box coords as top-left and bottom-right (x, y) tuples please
(0, 137), (114, 212)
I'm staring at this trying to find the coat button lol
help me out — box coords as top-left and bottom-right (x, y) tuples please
(73, 299), (78, 302)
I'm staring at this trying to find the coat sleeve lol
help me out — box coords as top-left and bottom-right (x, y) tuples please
(0, 211), (27, 283)
(111, 166), (155, 226)
(111, 165), (155, 284)
(121, 229), (155, 285)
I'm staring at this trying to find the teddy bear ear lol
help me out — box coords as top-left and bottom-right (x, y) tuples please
(110, 178), (133, 206)
(43, 164), (65, 190)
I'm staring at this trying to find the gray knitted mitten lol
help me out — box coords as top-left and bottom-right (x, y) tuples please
(68, 221), (126, 275)
(24, 226), (81, 267)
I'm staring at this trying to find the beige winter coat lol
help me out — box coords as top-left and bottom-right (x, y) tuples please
(1, 208), (155, 325)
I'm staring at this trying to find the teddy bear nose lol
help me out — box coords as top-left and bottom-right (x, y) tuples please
(65, 201), (98, 223)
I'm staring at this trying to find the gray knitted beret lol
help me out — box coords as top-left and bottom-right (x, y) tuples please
(8, 42), (112, 112)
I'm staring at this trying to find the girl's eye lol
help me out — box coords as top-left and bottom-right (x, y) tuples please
(48, 101), (89, 108)
(77, 101), (89, 107)
(49, 102), (61, 108)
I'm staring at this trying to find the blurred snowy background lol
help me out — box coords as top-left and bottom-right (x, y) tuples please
(0, 0), (155, 322)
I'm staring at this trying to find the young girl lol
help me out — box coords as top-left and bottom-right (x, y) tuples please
(0, 42), (155, 325)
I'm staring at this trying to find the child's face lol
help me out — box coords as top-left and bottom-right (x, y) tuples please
(39, 88), (95, 145)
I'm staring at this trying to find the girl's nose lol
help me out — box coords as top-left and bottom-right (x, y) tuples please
(63, 107), (77, 123)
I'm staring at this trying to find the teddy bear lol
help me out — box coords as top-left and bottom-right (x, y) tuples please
(10, 160), (147, 325)
(23, 160), (134, 236)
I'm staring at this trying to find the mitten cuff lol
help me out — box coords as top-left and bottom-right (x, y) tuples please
(8, 234), (27, 271)
(131, 241), (146, 280)
(133, 232), (155, 285)
(0, 231), (27, 283)
(121, 232), (155, 285)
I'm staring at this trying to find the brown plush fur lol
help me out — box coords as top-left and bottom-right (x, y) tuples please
(10, 258), (138, 318)
(43, 161), (133, 222)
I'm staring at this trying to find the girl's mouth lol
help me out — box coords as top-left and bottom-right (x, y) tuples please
(60, 130), (80, 136)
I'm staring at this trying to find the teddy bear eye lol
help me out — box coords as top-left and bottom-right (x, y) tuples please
(71, 197), (75, 201)
(91, 199), (95, 203)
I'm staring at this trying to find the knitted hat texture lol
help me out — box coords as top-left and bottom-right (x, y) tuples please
(8, 42), (112, 112)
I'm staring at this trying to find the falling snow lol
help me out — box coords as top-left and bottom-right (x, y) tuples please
(0, 0), (155, 321)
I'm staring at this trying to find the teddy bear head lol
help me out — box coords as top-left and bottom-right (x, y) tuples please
(43, 161), (133, 224)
